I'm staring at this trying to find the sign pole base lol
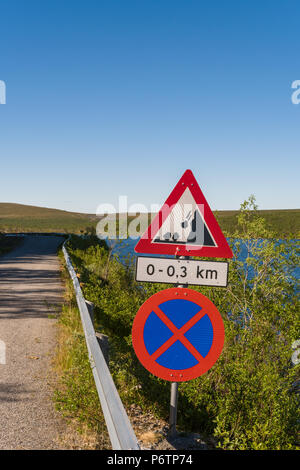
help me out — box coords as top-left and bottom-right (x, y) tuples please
(169, 381), (179, 438)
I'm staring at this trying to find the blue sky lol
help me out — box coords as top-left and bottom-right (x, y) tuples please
(0, 0), (299, 213)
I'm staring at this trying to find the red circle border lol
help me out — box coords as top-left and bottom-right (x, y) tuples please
(132, 288), (225, 382)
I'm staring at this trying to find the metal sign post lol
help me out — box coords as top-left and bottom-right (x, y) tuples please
(169, 381), (179, 438)
(168, 255), (187, 438)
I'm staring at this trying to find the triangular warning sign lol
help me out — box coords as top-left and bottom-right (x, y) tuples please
(135, 170), (233, 258)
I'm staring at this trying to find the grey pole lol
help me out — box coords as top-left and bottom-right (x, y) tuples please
(169, 381), (179, 437)
(168, 254), (189, 438)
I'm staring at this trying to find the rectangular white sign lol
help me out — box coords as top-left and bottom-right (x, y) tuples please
(135, 257), (228, 287)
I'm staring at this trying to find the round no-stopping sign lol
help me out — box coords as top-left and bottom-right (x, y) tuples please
(132, 288), (225, 382)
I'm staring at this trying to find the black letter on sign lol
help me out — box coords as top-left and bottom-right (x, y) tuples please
(197, 267), (205, 279)
(206, 270), (217, 279)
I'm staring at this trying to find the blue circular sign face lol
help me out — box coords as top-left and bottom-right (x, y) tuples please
(143, 298), (214, 369)
(132, 288), (225, 382)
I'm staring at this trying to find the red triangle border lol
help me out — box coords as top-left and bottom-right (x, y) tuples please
(135, 169), (233, 258)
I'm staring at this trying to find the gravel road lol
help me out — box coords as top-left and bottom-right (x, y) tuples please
(0, 236), (67, 450)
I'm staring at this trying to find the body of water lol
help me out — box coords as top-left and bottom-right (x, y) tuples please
(108, 238), (300, 280)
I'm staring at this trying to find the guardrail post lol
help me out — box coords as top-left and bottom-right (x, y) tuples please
(86, 300), (109, 366)
(95, 332), (109, 366)
(85, 300), (95, 325)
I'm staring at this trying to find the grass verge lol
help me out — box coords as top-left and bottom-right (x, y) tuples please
(53, 251), (110, 449)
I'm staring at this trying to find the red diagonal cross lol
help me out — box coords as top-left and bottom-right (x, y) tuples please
(150, 306), (208, 363)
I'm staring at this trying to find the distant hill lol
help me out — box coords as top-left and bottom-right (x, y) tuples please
(0, 203), (299, 238)
(213, 209), (300, 238)
(0, 203), (97, 233)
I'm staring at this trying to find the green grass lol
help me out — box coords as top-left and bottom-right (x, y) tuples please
(214, 209), (300, 238)
(54, 275), (110, 449)
(1, 202), (299, 238)
(0, 203), (98, 233)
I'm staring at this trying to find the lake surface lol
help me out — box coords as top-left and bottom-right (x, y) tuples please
(108, 238), (300, 280)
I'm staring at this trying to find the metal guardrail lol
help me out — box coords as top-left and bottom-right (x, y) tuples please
(62, 241), (140, 450)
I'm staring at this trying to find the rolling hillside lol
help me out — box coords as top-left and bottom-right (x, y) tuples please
(213, 208), (300, 238)
(0, 203), (299, 238)
(0, 203), (97, 233)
